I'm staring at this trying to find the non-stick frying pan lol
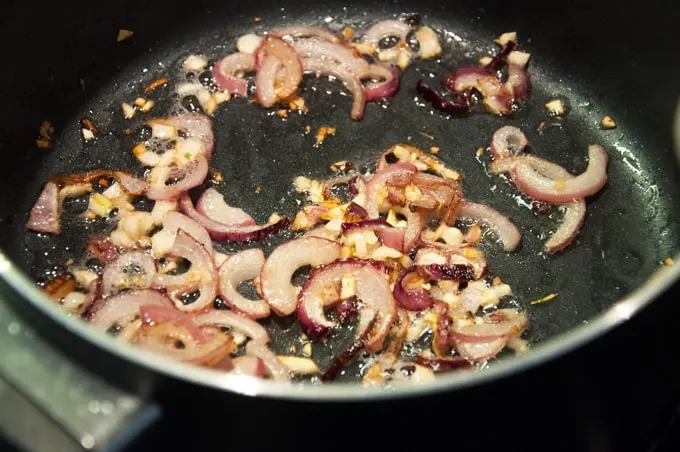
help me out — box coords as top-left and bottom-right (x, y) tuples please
(0, 0), (679, 450)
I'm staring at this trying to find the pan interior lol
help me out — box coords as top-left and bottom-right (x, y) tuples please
(2, 1), (679, 384)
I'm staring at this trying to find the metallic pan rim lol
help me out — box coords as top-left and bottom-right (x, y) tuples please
(0, 101), (678, 401)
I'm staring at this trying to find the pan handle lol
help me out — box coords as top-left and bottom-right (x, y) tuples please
(0, 299), (161, 452)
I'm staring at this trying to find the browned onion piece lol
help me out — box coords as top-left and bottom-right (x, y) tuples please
(218, 249), (270, 319)
(212, 52), (255, 96)
(490, 126), (528, 160)
(455, 201), (521, 252)
(492, 145), (608, 203)
(363, 64), (400, 101)
(455, 338), (507, 362)
(232, 356), (266, 377)
(89, 289), (173, 331)
(270, 26), (341, 43)
(246, 340), (291, 382)
(292, 38), (370, 77)
(50, 170), (147, 196)
(297, 259), (396, 350)
(26, 182), (60, 233)
(364, 162), (417, 218)
(432, 300), (451, 355)
(414, 355), (473, 372)
(196, 188), (256, 227)
(301, 56), (367, 120)
(450, 308), (528, 343)
(193, 309), (270, 342)
(260, 237), (341, 316)
(138, 323), (234, 366)
(381, 309), (409, 365)
(153, 230), (217, 312)
(179, 194), (290, 242)
(363, 20), (412, 48)
(140, 304), (208, 343)
(393, 268), (432, 311)
(414, 247), (487, 280)
(255, 36), (303, 106)
(399, 206), (424, 254)
(102, 251), (157, 298)
(146, 155), (209, 201)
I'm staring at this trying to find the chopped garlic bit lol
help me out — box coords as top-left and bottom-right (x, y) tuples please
(476, 147), (485, 157)
(442, 226), (464, 245)
(507, 51), (531, 68)
(301, 342), (313, 357)
(386, 209), (399, 227)
(122, 102), (135, 119)
(102, 182), (122, 200)
(144, 78), (168, 94)
(61, 291), (88, 313)
(342, 27), (354, 40)
(140, 99), (155, 112)
(479, 56), (493, 66)
(314, 126), (336, 147)
(268, 212), (282, 223)
(148, 122), (177, 139)
(276, 356), (319, 375)
(372, 246), (403, 260)
(601, 115), (617, 129)
(416, 26), (442, 59)
(237, 34), (263, 54)
(72, 269), (98, 288)
(340, 274), (357, 299)
(112, 211), (155, 248)
(330, 160), (355, 172)
(151, 200), (178, 225)
(288, 97), (308, 112)
(81, 128), (95, 141)
(664, 257), (674, 266)
(117, 29), (134, 42)
(134, 97), (146, 108)
(214, 91), (231, 104)
(351, 42), (376, 55)
(530, 292), (558, 305)
(429, 146), (440, 154)
(496, 31), (517, 46)
(545, 99), (566, 116)
(184, 55), (208, 72)
(88, 193), (114, 217)
(294, 176), (312, 193)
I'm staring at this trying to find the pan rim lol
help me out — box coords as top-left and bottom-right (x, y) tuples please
(1, 246), (678, 401)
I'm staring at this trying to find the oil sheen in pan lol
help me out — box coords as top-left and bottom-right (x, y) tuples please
(12, 9), (679, 383)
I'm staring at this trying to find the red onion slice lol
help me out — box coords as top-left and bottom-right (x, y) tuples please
(102, 251), (157, 297)
(196, 188), (256, 227)
(218, 249), (270, 319)
(153, 211), (214, 256)
(450, 308), (528, 343)
(146, 155), (209, 201)
(138, 323), (233, 366)
(212, 52), (255, 97)
(414, 355), (473, 372)
(270, 26), (341, 43)
(140, 304), (208, 343)
(26, 182), (60, 234)
(400, 206), (424, 254)
(162, 114), (215, 158)
(455, 201), (521, 252)
(246, 340), (291, 382)
(506, 63), (531, 99)
(444, 67), (493, 93)
(297, 259), (396, 350)
(255, 36), (303, 106)
(231, 356), (266, 377)
(301, 56), (367, 120)
(393, 268), (432, 311)
(260, 237), (341, 316)
(88, 236), (119, 264)
(180, 194), (290, 242)
(494, 145), (608, 203)
(153, 230), (217, 312)
(341, 219), (404, 251)
(363, 20), (412, 47)
(490, 126), (528, 160)
(293, 38), (370, 77)
(90, 289), (172, 331)
(364, 163), (418, 218)
(455, 338), (507, 362)
(193, 309), (270, 342)
(114, 172), (147, 195)
(363, 64), (400, 101)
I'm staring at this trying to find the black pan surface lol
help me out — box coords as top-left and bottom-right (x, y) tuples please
(1, 0), (679, 382)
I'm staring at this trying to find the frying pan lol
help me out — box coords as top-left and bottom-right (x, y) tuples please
(0, 0), (679, 450)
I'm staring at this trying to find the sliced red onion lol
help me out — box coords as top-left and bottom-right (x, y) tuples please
(26, 182), (60, 234)
(335, 297), (358, 324)
(417, 80), (473, 116)
(270, 26), (341, 43)
(260, 237), (341, 316)
(246, 340), (291, 382)
(341, 218), (391, 233)
(303, 226), (342, 241)
(102, 251), (156, 298)
(386, 186), (406, 206)
(347, 174), (366, 197)
(393, 268), (432, 311)
(455, 338), (507, 362)
(455, 201), (521, 252)
(494, 145), (608, 203)
(193, 309), (270, 342)
(89, 289), (173, 331)
(113, 171), (147, 195)
(153, 230), (217, 312)
(417, 264), (475, 282)
(400, 206), (424, 253)
(255, 36), (303, 106)
(345, 202), (368, 222)
(363, 64), (400, 101)
(301, 56), (367, 120)
(212, 52), (255, 96)
(140, 304), (208, 343)
(153, 211), (214, 256)
(506, 63), (531, 99)
(450, 308), (528, 343)
(364, 163), (417, 218)
(375, 228), (405, 252)
(292, 38), (369, 77)
(231, 356), (265, 377)
(444, 67), (493, 93)
(297, 259), (396, 350)
(88, 236), (119, 264)
(490, 126), (528, 160)
(179, 194), (290, 242)
(363, 20), (412, 48)
(218, 249), (270, 319)
(138, 323), (233, 366)
(162, 114), (215, 158)
(146, 155), (209, 201)
(196, 187), (256, 226)
(77, 278), (102, 317)
(414, 355), (473, 372)
(414, 247), (487, 280)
